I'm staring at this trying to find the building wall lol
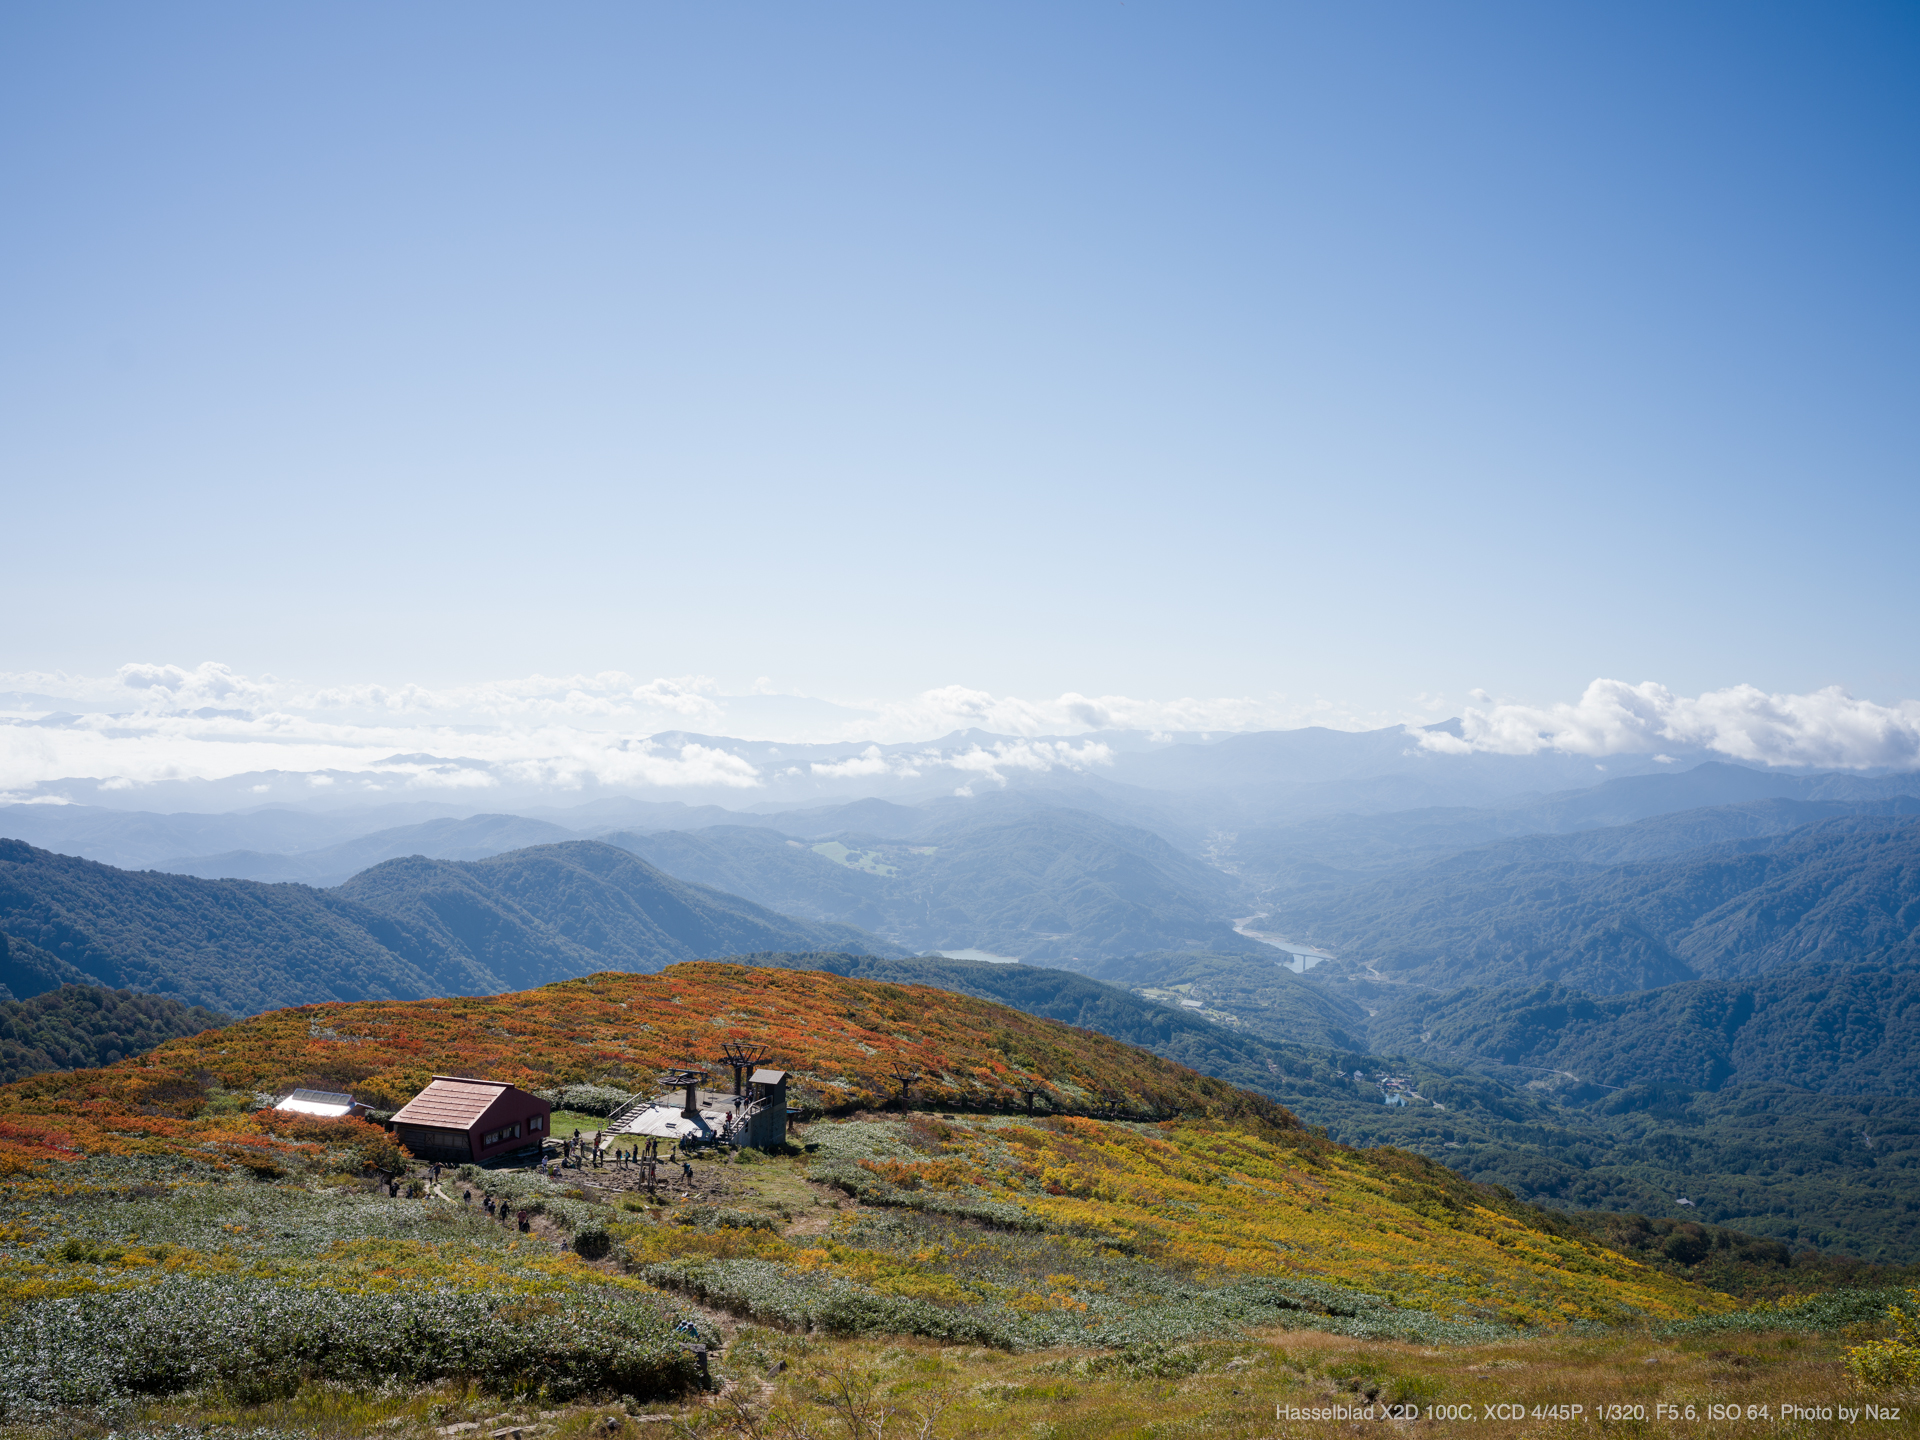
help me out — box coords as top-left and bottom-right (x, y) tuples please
(744, 1077), (787, 1149)
(473, 1094), (551, 1161)
(395, 1124), (472, 1162)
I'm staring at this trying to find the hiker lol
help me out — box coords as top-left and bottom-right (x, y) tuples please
(517, 1208), (530, 1232)
(462, 1188), (472, 1207)
(682, 1160), (693, 1185)
(483, 1193), (493, 1216)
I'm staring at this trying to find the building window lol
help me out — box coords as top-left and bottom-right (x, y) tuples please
(530, 1116), (542, 1131)
(510, 1123), (521, 1138)
(483, 1130), (500, 1146)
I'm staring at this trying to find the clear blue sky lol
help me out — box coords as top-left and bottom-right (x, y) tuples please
(4, 2), (1915, 715)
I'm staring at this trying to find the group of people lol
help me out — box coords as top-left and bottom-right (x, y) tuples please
(559, 1128), (603, 1168)
(469, 1189), (532, 1231)
(551, 1128), (701, 1193)
(382, 1128), (705, 1219)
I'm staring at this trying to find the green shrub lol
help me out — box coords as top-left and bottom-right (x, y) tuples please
(1847, 1289), (1920, 1390)
(0, 1275), (698, 1420)
(673, 1206), (777, 1232)
(541, 1084), (636, 1117)
(1391, 1374), (1445, 1407)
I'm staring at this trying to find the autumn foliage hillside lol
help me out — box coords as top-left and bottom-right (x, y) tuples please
(0, 963), (1295, 1167)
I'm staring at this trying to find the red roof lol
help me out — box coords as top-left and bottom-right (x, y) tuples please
(391, 1077), (511, 1131)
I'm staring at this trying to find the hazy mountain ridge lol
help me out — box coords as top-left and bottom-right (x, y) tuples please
(610, 806), (1260, 962)
(1229, 764), (1920, 886)
(158, 813), (582, 886)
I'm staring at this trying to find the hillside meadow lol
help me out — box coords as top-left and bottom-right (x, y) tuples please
(0, 964), (1910, 1437)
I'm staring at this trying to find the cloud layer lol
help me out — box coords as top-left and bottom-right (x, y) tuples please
(1, 665), (1915, 802)
(0, 663), (1324, 799)
(1418, 679), (1920, 771)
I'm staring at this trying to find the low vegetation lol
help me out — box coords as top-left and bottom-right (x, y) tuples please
(0, 964), (1910, 1436)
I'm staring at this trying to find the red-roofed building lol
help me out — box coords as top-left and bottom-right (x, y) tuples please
(389, 1076), (550, 1164)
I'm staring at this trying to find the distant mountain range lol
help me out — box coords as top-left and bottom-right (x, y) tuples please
(607, 807), (1259, 963)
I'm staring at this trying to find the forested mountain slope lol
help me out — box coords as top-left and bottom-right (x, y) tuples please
(0, 839), (892, 1014)
(1274, 815), (1920, 993)
(1367, 961), (1920, 1096)
(336, 842), (888, 983)
(0, 982), (227, 1083)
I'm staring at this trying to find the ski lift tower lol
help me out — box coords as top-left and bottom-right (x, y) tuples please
(665, 1069), (710, 1118)
(716, 1040), (772, 1102)
(887, 1067), (921, 1113)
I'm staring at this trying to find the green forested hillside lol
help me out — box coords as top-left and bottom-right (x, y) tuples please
(0, 838), (455, 1010)
(1270, 815), (1920, 993)
(0, 839), (892, 1014)
(0, 982), (227, 1082)
(1366, 962), (1920, 1095)
(0, 930), (95, 1001)
(611, 807), (1260, 961)
(336, 842), (887, 983)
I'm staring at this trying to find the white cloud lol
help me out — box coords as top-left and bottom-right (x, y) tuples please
(5, 664), (1914, 797)
(944, 739), (1115, 783)
(810, 746), (907, 779)
(1418, 680), (1920, 770)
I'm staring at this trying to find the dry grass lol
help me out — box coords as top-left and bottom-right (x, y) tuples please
(79, 1322), (1907, 1440)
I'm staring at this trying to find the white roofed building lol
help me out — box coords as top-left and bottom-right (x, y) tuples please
(274, 1088), (356, 1118)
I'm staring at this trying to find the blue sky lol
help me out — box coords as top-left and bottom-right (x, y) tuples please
(3, 2), (1916, 729)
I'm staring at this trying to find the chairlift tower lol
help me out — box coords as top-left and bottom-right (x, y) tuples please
(887, 1067), (921, 1113)
(716, 1040), (772, 1100)
(665, 1068), (709, 1118)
